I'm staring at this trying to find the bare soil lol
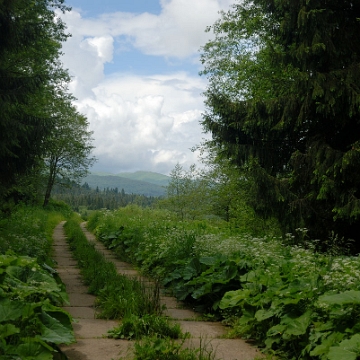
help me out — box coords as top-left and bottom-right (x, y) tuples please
(52, 222), (263, 360)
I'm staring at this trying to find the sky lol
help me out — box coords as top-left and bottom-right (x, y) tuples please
(59, 0), (234, 175)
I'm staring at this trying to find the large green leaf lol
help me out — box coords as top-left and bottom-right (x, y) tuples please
(0, 324), (20, 338)
(182, 265), (198, 281)
(223, 262), (239, 280)
(192, 282), (212, 299)
(0, 298), (25, 322)
(5, 265), (26, 281)
(267, 324), (287, 337)
(310, 332), (344, 357)
(41, 302), (73, 331)
(8, 340), (53, 360)
(199, 256), (218, 266)
(0, 255), (18, 269)
(327, 334), (360, 360)
(39, 311), (75, 344)
(319, 291), (360, 306)
(255, 308), (278, 321)
(240, 270), (258, 283)
(282, 311), (312, 336)
(219, 289), (251, 309)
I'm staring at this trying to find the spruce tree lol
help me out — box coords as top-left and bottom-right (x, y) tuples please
(200, 0), (360, 250)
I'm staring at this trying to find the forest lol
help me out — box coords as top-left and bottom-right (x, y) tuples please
(52, 181), (158, 212)
(1, 0), (360, 359)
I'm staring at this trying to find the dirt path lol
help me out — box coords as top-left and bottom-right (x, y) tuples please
(52, 222), (262, 360)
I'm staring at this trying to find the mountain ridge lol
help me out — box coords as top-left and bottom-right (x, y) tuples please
(82, 171), (170, 197)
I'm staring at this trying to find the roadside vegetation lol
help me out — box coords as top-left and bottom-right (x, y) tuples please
(1, 0), (360, 359)
(64, 216), (221, 360)
(88, 205), (360, 360)
(0, 201), (75, 359)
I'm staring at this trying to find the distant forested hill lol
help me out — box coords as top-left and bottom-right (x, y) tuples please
(115, 171), (170, 187)
(82, 171), (169, 197)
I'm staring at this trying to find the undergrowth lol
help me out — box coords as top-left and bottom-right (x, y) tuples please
(88, 205), (360, 360)
(0, 201), (70, 264)
(131, 335), (217, 360)
(63, 215), (162, 319)
(108, 314), (182, 340)
(0, 201), (75, 359)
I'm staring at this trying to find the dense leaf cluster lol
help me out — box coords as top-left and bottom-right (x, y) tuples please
(0, 255), (75, 359)
(200, 0), (360, 250)
(0, 204), (74, 359)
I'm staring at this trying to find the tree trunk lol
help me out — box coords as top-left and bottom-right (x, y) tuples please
(43, 158), (57, 207)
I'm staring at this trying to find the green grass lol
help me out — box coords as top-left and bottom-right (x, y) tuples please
(0, 200), (71, 263)
(64, 216), (162, 319)
(131, 335), (217, 360)
(108, 314), (182, 340)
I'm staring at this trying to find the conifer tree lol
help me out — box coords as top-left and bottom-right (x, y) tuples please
(0, 0), (70, 202)
(200, 0), (360, 249)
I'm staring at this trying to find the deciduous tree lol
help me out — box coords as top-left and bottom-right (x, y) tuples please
(159, 164), (209, 220)
(42, 99), (96, 207)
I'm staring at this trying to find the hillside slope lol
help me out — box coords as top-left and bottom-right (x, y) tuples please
(115, 171), (170, 187)
(83, 174), (167, 197)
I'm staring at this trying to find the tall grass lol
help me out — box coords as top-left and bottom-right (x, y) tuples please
(64, 215), (162, 319)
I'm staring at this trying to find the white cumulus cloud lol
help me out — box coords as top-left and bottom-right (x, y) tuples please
(59, 0), (232, 174)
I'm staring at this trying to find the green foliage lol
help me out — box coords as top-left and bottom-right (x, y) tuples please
(53, 182), (158, 211)
(0, 0), (71, 203)
(42, 104), (96, 207)
(43, 199), (72, 220)
(63, 217), (161, 319)
(0, 204), (68, 263)
(200, 0), (360, 251)
(0, 0), (94, 211)
(91, 207), (360, 359)
(158, 161), (280, 235)
(108, 314), (182, 340)
(158, 164), (210, 220)
(83, 172), (168, 196)
(0, 255), (75, 359)
(0, 203), (74, 358)
(327, 334), (360, 360)
(132, 335), (217, 360)
(163, 255), (251, 314)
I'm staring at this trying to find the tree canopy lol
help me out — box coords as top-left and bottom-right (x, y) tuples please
(200, 0), (360, 250)
(0, 0), (95, 207)
(42, 99), (95, 207)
